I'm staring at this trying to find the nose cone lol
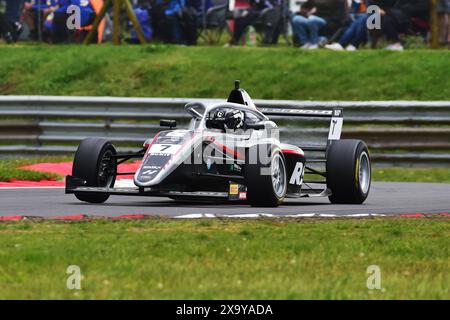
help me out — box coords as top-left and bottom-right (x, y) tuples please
(134, 129), (196, 187)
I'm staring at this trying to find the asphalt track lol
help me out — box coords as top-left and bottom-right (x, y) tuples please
(0, 182), (449, 218)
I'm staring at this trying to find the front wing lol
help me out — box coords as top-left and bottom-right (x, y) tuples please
(65, 176), (330, 201)
(65, 175), (243, 201)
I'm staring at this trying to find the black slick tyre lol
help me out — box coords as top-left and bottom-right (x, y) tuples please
(72, 138), (117, 203)
(326, 139), (371, 204)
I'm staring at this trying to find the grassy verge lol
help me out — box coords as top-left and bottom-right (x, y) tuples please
(0, 218), (448, 299)
(1, 45), (450, 100)
(371, 167), (450, 183)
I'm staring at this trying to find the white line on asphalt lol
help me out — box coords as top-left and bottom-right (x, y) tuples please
(173, 213), (388, 219)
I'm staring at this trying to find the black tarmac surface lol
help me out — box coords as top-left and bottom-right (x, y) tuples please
(0, 182), (449, 218)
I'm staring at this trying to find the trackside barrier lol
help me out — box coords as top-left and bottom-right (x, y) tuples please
(0, 96), (449, 166)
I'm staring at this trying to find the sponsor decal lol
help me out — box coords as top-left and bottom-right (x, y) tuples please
(239, 192), (247, 200)
(289, 162), (305, 185)
(148, 152), (172, 157)
(263, 108), (333, 116)
(141, 169), (158, 176)
(229, 184), (239, 195)
(216, 110), (225, 118)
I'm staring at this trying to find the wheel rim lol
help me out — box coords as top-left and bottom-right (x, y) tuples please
(98, 150), (116, 187)
(271, 153), (287, 198)
(358, 151), (371, 194)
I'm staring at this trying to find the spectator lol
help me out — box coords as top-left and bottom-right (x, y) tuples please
(127, 1), (153, 43)
(291, 0), (326, 49)
(325, 0), (368, 51)
(4, 0), (23, 23)
(228, 0), (280, 46)
(22, 0), (59, 40)
(52, 0), (96, 43)
(3, 0), (23, 37)
(163, 0), (186, 43)
(371, 0), (429, 51)
(183, 0), (212, 45)
(0, 12), (16, 42)
(150, 0), (170, 41)
(150, 0), (211, 44)
(438, 0), (450, 45)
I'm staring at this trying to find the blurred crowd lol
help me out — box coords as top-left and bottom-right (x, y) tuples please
(0, 0), (449, 49)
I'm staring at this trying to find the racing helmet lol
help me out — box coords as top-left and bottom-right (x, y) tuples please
(224, 109), (245, 130)
(209, 108), (245, 131)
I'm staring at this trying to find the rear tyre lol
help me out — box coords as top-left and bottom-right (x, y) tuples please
(326, 139), (371, 204)
(245, 145), (287, 207)
(72, 138), (117, 203)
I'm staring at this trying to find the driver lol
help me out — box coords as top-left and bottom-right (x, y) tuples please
(209, 108), (245, 131)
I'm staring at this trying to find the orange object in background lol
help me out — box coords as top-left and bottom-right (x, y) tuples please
(359, 3), (366, 13)
(84, 0), (105, 43)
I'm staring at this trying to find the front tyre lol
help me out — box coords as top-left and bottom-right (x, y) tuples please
(326, 139), (371, 204)
(245, 145), (287, 207)
(72, 138), (117, 203)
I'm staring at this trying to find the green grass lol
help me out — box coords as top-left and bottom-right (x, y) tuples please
(372, 167), (450, 183)
(0, 218), (448, 299)
(1, 45), (450, 100)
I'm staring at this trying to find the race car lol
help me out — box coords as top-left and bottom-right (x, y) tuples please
(66, 81), (371, 207)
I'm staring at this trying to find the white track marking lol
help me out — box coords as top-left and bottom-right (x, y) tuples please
(173, 213), (216, 219)
(173, 213), (386, 219)
(223, 214), (261, 218)
(282, 213), (317, 218)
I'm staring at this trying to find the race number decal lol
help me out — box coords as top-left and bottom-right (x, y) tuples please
(149, 144), (180, 154)
(289, 162), (304, 185)
(328, 117), (343, 140)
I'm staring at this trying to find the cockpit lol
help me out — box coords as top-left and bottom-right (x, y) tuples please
(184, 102), (267, 131)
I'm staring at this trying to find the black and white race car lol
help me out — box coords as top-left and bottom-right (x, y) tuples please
(66, 81), (371, 207)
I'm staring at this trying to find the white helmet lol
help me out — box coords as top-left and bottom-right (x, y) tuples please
(224, 109), (245, 130)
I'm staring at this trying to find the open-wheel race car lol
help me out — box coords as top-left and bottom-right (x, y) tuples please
(66, 81), (371, 207)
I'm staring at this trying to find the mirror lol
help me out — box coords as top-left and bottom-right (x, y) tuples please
(160, 119), (177, 128)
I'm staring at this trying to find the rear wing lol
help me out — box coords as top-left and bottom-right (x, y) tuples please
(259, 107), (344, 146)
(259, 107), (344, 192)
